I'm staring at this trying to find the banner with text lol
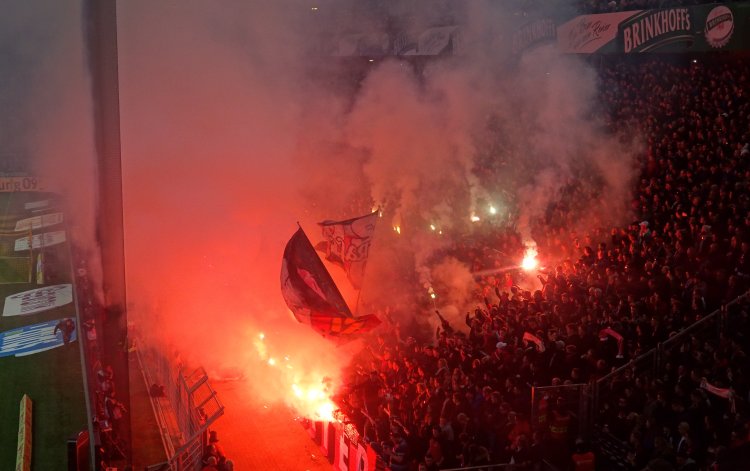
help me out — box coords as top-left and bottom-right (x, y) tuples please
(2, 284), (73, 317)
(0, 177), (43, 193)
(14, 212), (64, 232)
(558, 3), (750, 53)
(0, 318), (77, 358)
(14, 231), (67, 252)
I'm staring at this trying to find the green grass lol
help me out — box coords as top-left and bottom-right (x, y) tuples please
(0, 191), (88, 470)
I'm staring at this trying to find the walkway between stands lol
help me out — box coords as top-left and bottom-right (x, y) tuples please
(129, 351), (169, 468)
(211, 380), (332, 470)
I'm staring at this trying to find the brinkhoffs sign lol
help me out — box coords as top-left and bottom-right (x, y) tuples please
(557, 2), (750, 54)
(620, 8), (693, 53)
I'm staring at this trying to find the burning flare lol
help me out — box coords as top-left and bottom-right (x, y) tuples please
(521, 246), (539, 271)
(253, 332), (338, 422)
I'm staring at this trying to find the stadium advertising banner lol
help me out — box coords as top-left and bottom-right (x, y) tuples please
(512, 18), (557, 55)
(0, 318), (77, 358)
(24, 199), (49, 211)
(2, 284), (73, 317)
(334, 432), (351, 471)
(0, 177), (43, 192)
(14, 212), (64, 232)
(308, 419), (383, 470)
(558, 3), (750, 53)
(14, 230), (67, 252)
(557, 11), (635, 53)
(331, 25), (461, 57)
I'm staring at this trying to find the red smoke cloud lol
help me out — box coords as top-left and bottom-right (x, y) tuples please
(11, 1), (641, 417)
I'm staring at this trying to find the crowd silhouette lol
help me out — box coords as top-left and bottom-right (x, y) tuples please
(338, 55), (750, 471)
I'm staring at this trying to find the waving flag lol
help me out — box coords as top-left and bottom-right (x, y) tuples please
(523, 331), (545, 352)
(281, 227), (380, 339)
(700, 377), (736, 413)
(315, 212), (378, 290)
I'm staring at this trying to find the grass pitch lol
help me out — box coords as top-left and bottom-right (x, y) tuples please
(0, 191), (88, 470)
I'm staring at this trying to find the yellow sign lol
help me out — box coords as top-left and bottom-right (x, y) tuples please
(15, 394), (32, 471)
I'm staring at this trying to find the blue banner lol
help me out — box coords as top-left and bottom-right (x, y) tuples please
(0, 318), (77, 358)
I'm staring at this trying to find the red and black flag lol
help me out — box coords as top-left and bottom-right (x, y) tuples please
(281, 227), (379, 339)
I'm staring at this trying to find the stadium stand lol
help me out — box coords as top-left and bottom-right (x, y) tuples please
(335, 52), (750, 471)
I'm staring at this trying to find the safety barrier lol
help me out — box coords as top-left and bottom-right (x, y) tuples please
(440, 462), (560, 471)
(531, 383), (593, 440)
(590, 289), (750, 455)
(302, 414), (563, 471)
(134, 338), (224, 471)
(301, 416), (387, 471)
(594, 289), (750, 417)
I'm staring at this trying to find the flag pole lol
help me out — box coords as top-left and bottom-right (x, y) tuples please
(354, 284), (363, 315)
(353, 208), (380, 315)
(28, 227), (33, 283)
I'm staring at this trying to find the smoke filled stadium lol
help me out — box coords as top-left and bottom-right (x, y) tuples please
(1, 0), (749, 470)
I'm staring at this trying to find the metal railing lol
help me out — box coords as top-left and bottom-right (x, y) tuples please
(134, 344), (177, 459)
(440, 459), (560, 471)
(440, 464), (517, 470)
(531, 383), (593, 440)
(593, 347), (657, 420)
(656, 291), (750, 370)
(134, 337), (224, 471)
(592, 289), (750, 431)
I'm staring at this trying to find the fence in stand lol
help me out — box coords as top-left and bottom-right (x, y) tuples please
(531, 382), (594, 442)
(590, 290), (750, 462)
(134, 337), (224, 471)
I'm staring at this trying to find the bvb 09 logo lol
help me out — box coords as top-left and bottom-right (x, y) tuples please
(705, 6), (734, 48)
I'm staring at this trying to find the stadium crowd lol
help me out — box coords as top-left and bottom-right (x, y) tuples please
(337, 55), (750, 471)
(73, 258), (131, 468)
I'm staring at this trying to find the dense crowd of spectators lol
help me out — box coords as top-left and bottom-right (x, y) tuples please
(337, 55), (750, 471)
(74, 257), (131, 468)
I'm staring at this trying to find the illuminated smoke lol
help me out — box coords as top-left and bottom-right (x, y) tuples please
(427, 256), (476, 328)
(342, 6), (639, 324)
(1, 1), (102, 288)
(8, 0), (641, 418)
(117, 1), (355, 417)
